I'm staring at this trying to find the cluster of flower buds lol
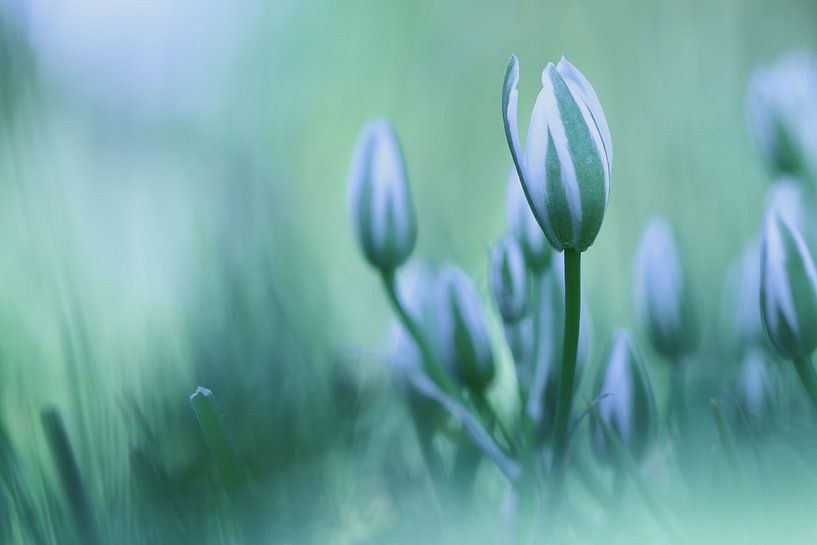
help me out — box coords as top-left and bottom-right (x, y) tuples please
(747, 53), (817, 178)
(633, 218), (698, 361)
(590, 330), (656, 465)
(502, 55), (612, 253)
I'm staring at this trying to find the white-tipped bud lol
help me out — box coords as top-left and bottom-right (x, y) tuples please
(759, 213), (817, 360)
(633, 218), (698, 360)
(502, 55), (612, 252)
(590, 330), (656, 465)
(348, 119), (417, 271)
(747, 53), (817, 177)
(435, 265), (495, 393)
(506, 169), (552, 271)
(490, 235), (529, 323)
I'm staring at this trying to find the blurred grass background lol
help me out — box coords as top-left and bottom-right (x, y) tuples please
(1, 0), (817, 542)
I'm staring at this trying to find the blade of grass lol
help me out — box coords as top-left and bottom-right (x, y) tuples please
(40, 406), (100, 545)
(189, 387), (250, 504)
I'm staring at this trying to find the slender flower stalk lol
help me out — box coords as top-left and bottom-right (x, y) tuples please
(502, 54), (613, 481)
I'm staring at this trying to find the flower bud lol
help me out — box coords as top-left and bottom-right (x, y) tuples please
(725, 241), (768, 351)
(490, 235), (529, 323)
(590, 330), (656, 465)
(347, 119), (417, 271)
(506, 169), (552, 271)
(736, 348), (778, 423)
(435, 265), (495, 392)
(502, 55), (612, 252)
(759, 212), (817, 360)
(633, 218), (698, 360)
(747, 53), (817, 177)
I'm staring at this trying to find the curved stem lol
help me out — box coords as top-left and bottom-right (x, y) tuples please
(381, 270), (457, 396)
(793, 356), (817, 413)
(551, 249), (581, 475)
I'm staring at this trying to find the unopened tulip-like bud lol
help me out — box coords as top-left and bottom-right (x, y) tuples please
(747, 53), (817, 177)
(435, 265), (495, 392)
(759, 213), (817, 360)
(502, 55), (612, 252)
(490, 235), (528, 323)
(506, 170), (552, 271)
(590, 330), (656, 464)
(634, 218), (697, 360)
(347, 119), (417, 271)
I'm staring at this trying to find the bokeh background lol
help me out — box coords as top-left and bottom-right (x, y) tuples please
(1, 0), (817, 543)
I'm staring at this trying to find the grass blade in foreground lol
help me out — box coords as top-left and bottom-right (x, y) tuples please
(40, 407), (100, 545)
(190, 387), (250, 504)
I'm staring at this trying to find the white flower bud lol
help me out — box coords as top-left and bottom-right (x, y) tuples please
(633, 218), (697, 360)
(747, 53), (817, 177)
(347, 119), (417, 271)
(490, 235), (529, 322)
(435, 266), (495, 393)
(760, 212), (817, 360)
(502, 55), (612, 252)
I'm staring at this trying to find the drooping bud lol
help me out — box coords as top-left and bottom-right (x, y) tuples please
(633, 218), (698, 360)
(490, 235), (529, 323)
(589, 330), (656, 465)
(506, 169), (552, 271)
(435, 265), (495, 392)
(347, 119), (417, 271)
(747, 53), (817, 177)
(502, 54), (612, 252)
(759, 213), (817, 360)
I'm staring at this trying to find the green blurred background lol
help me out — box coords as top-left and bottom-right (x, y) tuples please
(1, 0), (817, 542)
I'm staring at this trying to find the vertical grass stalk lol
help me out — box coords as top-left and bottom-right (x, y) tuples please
(40, 407), (100, 545)
(190, 387), (250, 505)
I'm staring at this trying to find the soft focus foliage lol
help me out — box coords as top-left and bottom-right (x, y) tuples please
(2, 0), (817, 543)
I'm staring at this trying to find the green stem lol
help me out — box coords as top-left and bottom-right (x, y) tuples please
(381, 270), (458, 397)
(793, 356), (817, 413)
(551, 249), (581, 475)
